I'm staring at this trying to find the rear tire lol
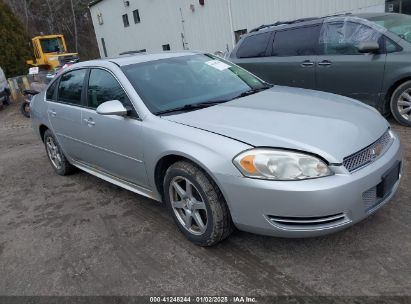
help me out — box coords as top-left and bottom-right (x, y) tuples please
(390, 81), (411, 127)
(44, 130), (75, 176)
(163, 161), (234, 246)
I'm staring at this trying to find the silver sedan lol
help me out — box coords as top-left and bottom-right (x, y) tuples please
(31, 52), (403, 246)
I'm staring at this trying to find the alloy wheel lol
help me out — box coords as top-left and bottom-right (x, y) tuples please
(169, 176), (208, 235)
(46, 136), (62, 170)
(398, 90), (411, 121)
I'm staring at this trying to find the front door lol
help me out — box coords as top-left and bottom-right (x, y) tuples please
(79, 68), (149, 188)
(315, 21), (387, 107)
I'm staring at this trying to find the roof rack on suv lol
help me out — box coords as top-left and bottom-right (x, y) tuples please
(249, 13), (352, 33)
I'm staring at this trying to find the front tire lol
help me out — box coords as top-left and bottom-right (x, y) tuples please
(163, 161), (233, 246)
(44, 130), (75, 176)
(390, 81), (411, 127)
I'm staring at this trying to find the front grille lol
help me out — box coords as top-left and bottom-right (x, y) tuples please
(267, 213), (348, 230)
(343, 130), (393, 172)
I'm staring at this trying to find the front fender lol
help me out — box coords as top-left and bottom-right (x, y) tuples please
(142, 117), (252, 201)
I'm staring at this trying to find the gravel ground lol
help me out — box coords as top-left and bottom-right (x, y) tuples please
(0, 102), (410, 297)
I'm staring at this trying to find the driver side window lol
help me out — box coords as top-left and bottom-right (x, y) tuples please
(87, 69), (138, 118)
(320, 22), (383, 55)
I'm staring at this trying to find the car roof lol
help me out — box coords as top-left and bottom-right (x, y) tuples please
(247, 12), (401, 35)
(75, 51), (202, 68)
(353, 12), (400, 19)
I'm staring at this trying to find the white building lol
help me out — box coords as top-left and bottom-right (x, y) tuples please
(89, 0), (386, 58)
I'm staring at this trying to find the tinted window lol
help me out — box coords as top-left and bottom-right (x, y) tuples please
(46, 79), (58, 101)
(236, 32), (270, 58)
(272, 26), (320, 56)
(320, 22), (383, 55)
(58, 69), (87, 105)
(87, 69), (138, 118)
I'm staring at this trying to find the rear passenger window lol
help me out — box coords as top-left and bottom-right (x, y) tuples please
(236, 32), (271, 58)
(58, 69), (87, 105)
(87, 69), (138, 118)
(46, 80), (58, 101)
(272, 26), (321, 56)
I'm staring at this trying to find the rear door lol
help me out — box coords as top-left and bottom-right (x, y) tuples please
(315, 21), (387, 106)
(47, 69), (87, 161)
(79, 68), (149, 188)
(262, 25), (321, 89)
(232, 25), (321, 90)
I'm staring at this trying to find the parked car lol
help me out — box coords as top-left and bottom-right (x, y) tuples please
(230, 13), (411, 127)
(31, 52), (402, 246)
(0, 67), (10, 106)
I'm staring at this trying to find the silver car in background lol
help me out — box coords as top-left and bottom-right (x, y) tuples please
(31, 52), (402, 246)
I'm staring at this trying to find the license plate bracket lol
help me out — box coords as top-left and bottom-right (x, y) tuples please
(377, 161), (401, 198)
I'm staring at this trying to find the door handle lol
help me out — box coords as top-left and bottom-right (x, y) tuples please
(48, 110), (57, 117)
(318, 60), (332, 67)
(83, 118), (95, 127)
(301, 60), (314, 67)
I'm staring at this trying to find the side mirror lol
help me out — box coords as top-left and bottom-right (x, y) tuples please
(96, 100), (128, 116)
(357, 42), (380, 53)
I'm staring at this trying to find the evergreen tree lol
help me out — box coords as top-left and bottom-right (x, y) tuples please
(0, 0), (31, 77)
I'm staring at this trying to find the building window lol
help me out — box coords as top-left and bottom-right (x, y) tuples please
(122, 14), (129, 27)
(133, 9), (141, 23)
(101, 38), (108, 57)
(162, 44), (171, 51)
(234, 29), (247, 43)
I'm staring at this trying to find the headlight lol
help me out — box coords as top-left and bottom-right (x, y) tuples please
(233, 149), (333, 181)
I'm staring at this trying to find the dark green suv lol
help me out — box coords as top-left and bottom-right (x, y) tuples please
(230, 13), (411, 126)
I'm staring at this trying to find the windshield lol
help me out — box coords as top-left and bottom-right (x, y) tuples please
(122, 54), (267, 114)
(366, 14), (411, 43)
(40, 38), (65, 53)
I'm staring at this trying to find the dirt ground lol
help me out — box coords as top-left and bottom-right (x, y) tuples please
(0, 102), (410, 297)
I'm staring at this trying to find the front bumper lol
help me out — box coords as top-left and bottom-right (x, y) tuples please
(217, 133), (403, 238)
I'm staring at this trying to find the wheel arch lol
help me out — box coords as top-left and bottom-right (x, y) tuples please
(384, 76), (411, 114)
(39, 124), (49, 142)
(153, 153), (227, 203)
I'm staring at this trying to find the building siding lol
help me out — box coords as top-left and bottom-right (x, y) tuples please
(90, 0), (385, 58)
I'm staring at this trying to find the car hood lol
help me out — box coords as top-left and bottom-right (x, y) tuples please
(164, 86), (389, 163)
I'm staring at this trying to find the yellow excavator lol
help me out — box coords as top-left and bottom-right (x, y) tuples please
(26, 34), (79, 71)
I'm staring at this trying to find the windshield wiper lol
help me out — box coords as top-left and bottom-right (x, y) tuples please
(232, 84), (273, 100)
(155, 101), (227, 115)
(155, 84), (273, 116)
